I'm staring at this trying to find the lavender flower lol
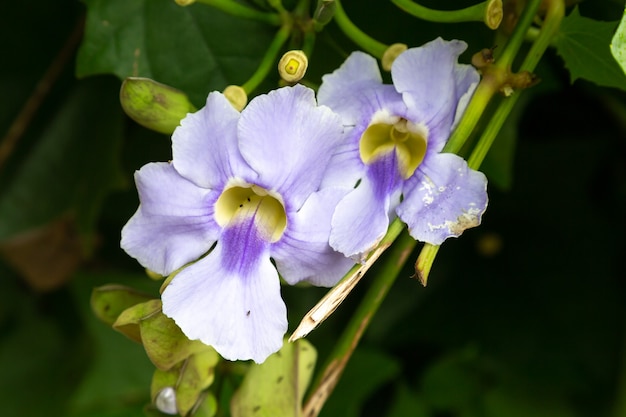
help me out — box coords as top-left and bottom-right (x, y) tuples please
(121, 85), (353, 363)
(318, 38), (489, 259)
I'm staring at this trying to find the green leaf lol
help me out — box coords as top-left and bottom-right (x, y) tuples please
(76, 0), (275, 105)
(230, 339), (317, 417)
(611, 5), (626, 76)
(91, 284), (155, 326)
(0, 77), (125, 246)
(553, 6), (626, 90)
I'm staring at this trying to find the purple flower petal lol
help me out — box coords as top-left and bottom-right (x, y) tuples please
(318, 51), (384, 125)
(121, 162), (221, 275)
(330, 153), (404, 259)
(397, 153), (488, 245)
(272, 187), (354, 287)
(237, 85), (343, 210)
(172, 92), (257, 189)
(318, 53), (411, 190)
(319, 134), (365, 189)
(162, 216), (287, 363)
(392, 38), (480, 151)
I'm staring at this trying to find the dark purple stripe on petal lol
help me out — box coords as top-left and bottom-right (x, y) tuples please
(220, 215), (271, 277)
(366, 150), (404, 203)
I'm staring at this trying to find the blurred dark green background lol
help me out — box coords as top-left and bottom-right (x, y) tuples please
(1, 0), (625, 416)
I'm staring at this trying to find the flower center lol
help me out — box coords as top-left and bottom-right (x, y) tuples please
(214, 184), (287, 242)
(359, 118), (428, 179)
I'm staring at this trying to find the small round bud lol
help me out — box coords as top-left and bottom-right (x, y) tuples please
(174, 0), (196, 6)
(382, 43), (408, 72)
(484, 0), (503, 30)
(155, 387), (178, 415)
(278, 50), (308, 83)
(223, 85), (248, 112)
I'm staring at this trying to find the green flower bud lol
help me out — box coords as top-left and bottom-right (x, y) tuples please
(113, 299), (211, 369)
(191, 393), (218, 417)
(120, 77), (196, 135)
(176, 350), (220, 415)
(313, 0), (336, 26)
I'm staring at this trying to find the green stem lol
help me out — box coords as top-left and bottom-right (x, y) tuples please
(194, 0), (282, 25)
(333, 0), (387, 58)
(303, 226), (416, 417)
(442, 0), (542, 155)
(467, 0), (564, 170)
(241, 23), (292, 94)
(267, 0), (289, 14)
(392, 0), (487, 23)
(495, 0), (542, 69)
(302, 29), (317, 59)
(443, 81), (498, 154)
(423, 0), (561, 286)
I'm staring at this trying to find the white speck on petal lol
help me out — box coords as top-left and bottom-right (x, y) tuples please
(419, 178), (436, 205)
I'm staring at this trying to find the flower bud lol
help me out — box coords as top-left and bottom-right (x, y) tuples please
(278, 50), (308, 83)
(174, 0), (195, 6)
(382, 43), (408, 71)
(484, 0), (503, 30)
(120, 77), (196, 135)
(313, 0), (336, 26)
(223, 85), (248, 111)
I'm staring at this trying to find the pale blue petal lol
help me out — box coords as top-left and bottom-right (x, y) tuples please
(330, 153), (403, 260)
(318, 51), (384, 125)
(451, 66), (480, 130)
(392, 38), (480, 151)
(237, 85), (343, 210)
(396, 153), (488, 245)
(121, 162), (221, 276)
(162, 217), (286, 363)
(319, 129), (364, 189)
(272, 187), (354, 287)
(172, 92), (257, 189)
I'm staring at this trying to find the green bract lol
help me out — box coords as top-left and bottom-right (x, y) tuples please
(120, 78), (197, 135)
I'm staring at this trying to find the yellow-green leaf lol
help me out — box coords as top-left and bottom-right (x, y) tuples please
(611, 5), (626, 76)
(90, 284), (154, 326)
(230, 339), (317, 417)
(113, 299), (162, 343)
